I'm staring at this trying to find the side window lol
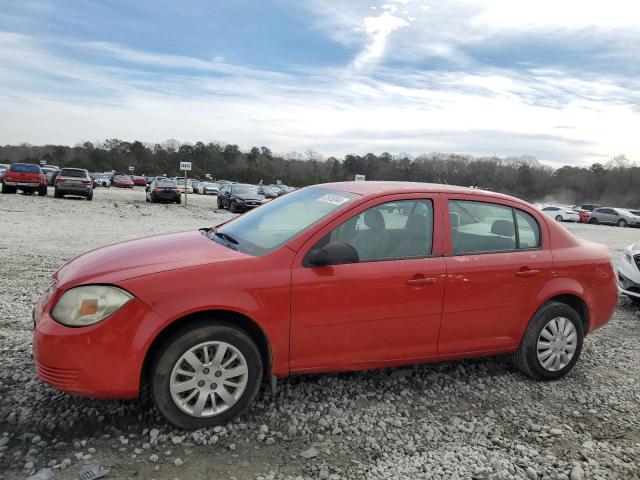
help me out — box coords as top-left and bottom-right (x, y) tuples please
(314, 199), (434, 263)
(515, 209), (541, 249)
(449, 200), (516, 254)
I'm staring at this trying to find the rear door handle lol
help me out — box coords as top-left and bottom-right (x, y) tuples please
(406, 277), (437, 286)
(515, 268), (539, 277)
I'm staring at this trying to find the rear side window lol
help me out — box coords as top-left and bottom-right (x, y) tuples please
(10, 163), (41, 173)
(60, 169), (88, 178)
(449, 200), (540, 254)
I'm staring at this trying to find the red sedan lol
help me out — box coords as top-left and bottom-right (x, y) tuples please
(33, 182), (617, 428)
(112, 174), (134, 188)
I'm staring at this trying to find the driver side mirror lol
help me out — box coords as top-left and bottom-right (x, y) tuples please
(305, 241), (359, 267)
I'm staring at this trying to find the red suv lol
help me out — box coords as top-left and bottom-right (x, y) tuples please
(1, 163), (48, 195)
(33, 182), (617, 428)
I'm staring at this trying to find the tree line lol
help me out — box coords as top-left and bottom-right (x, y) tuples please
(0, 140), (638, 207)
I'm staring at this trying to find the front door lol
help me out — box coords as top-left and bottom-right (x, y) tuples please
(290, 195), (446, 372)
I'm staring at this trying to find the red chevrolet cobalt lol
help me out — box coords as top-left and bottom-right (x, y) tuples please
(33, 182), (618, 428)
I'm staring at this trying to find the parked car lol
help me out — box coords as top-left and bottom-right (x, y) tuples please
(195, 182), (219, 195)
(42, 166), (59, 186)
(0, 163), (9, 179)
(588, 207), (640, 227)
(174, 177), (194, 194)
(570, 206), (589, 223)
(130, 175), (148, 187)
(113, 174), (134, 188)
(629, 209), (640, 217)
(146, 178), (181, 204)
(1, 163), (48, 195)
(618, 243), (640, 303)
(539, 205), (580, 222)
(257, 185), (279, 198)
(191, 180), (202, 193)
(54, 168), (93, 200)
(32, 182), (617, 428)
(92, 173), (111, 187)
(217, 183), (264, 212)
(573, 203), (600, 212)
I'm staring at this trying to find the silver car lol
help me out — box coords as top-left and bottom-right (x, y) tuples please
(589, 207), (640, 227)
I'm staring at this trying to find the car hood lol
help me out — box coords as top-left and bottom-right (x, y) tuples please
(55, 230), (250, 287)
(233, 193), (262, 201)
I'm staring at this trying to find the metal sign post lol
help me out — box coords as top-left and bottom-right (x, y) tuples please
(179, 162), (192, 206)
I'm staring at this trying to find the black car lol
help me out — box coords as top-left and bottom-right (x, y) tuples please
(146, 178), (181, 204)
(217, 183), (263, 212)
(54, 168), (93, 200)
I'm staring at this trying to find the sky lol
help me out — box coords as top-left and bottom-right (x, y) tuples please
(1, 0), (639, 167)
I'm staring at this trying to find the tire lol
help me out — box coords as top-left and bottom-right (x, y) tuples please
(38, 185), (47, 196)
(512, 301), (584, 381)
(1, 182), (16, 194)
(617, 219), (627, 227)
(588, 218), (598, 225)
(230, 201), (238, 213)
(176, 197), (181, 204)
(151, 322), (263, 429)
(217, 198), (222, 209)
(53, 188), (63, 198)
(555, 215), (563, 222)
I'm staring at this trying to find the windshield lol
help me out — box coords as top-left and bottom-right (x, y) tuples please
(232, 184), (258, 195)
(213, 187), (360, 255)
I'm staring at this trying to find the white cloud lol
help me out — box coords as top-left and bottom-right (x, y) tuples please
(353, 11), (409, 70)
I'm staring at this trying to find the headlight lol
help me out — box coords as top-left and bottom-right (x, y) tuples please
(624, 251), (632, 263)
(51, 285), (133, 327)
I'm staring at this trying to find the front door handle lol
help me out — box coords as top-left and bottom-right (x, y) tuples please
(406, 276), (437, 286)
(515, 268), (539, 277)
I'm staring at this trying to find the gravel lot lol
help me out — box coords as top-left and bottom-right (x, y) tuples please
(1, 187), (639, 480)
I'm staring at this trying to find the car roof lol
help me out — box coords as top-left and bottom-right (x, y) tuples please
(61, 168), (87, 171)
(319, 181), (523, 204)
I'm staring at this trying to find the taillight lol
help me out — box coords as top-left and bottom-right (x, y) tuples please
(81, 179), (91, 184)
(55, 178), (64, 184)
(173, 188), (181, 193)
(153, 188), (162, 193)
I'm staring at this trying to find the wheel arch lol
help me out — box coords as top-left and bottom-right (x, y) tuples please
(535, 293), (589, 334)
(140, 309), (272, 389)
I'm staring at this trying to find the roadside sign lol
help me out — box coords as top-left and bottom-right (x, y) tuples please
(276, 180), (282, 185)
(205, 173), (211, 179)
(180, 161), (192, 171)
(128, 166), (134, 172)
(39, 160), (46, 166)
(355, 174), (366, 181)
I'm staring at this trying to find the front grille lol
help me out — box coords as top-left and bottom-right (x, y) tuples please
(36, 364), (79, 387)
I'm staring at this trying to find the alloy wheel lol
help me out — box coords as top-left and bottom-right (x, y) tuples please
(169, 341), (248, 418)
(536, 317), (577, 372)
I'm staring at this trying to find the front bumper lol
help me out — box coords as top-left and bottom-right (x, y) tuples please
(618, 256), (640, 298)
(33, 296), (155, 398)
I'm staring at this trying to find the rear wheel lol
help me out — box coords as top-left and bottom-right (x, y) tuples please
(588, 218), (598, 224)
(618, 219), (627, 227)
(151, 322), (263, 429)
(86, 190), (93, 201)
(176, 197), (181, 204)
(54, 188), (62, 199)
(512, 302), (583, 380)
(1, 182), (16, 194)
(555, 215), (563, 222)
(38, 185), (47, 196)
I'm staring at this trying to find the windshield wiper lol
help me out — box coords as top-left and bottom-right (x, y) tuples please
(211, 228), (239, 247)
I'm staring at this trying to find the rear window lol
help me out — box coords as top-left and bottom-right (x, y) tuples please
(156, 180), (177, 187)
(60, 169), (88, 178)
(10, 163), (41, 173)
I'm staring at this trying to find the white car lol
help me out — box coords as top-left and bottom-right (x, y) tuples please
(618, 243), (640, 303)
(539, 205), (580, 222)
(173, 177), (193, 194)
(195, 182), (219, 195)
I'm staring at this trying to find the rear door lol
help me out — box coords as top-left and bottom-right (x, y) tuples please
(439, 195), (552, 354)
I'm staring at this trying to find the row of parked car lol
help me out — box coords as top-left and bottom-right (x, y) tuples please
(537, 203), (640, 227)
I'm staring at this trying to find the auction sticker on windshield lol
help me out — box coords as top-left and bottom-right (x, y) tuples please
(317, 194), (351, 205)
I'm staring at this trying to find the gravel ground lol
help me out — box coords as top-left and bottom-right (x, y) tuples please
(0, 187), (639, 480)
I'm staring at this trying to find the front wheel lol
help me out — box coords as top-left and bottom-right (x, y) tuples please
(555, 215), (563, 222)
(151, 322), (263, 429)
(618, 219), (627, 227)
(512, 302), (584, 380)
